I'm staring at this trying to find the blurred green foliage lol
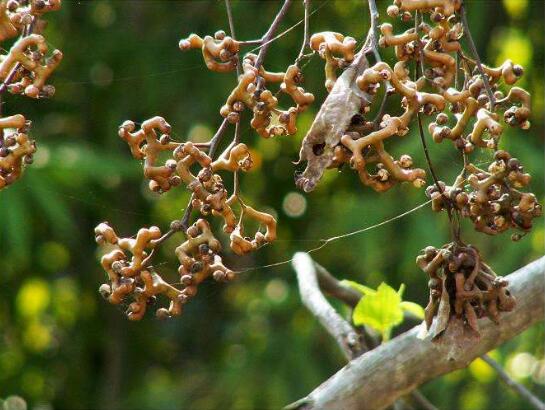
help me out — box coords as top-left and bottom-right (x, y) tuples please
(0, 1), (543, 409)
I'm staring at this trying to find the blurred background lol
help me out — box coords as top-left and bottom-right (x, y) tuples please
(0, 0), (543, 409)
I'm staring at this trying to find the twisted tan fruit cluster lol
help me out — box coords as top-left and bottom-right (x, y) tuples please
(96, 115), (277, 319)
(0, 0), (62, 191)
(94, 219), (236, 320)
(0, 114), (32, 188)
(298, 0), (533, 194)
(426, 151), (542, 239)
(310, 31), (356, 92)
(96, 2), (538, 328)
(180, 32), (314, 138)
(417, 242), (516, 335)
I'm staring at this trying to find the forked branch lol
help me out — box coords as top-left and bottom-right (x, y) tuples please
(290, 256), (545, 410)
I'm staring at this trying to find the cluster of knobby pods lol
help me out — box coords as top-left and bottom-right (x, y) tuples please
(0, 0), (62, 190)
(96, 0), (539, 333)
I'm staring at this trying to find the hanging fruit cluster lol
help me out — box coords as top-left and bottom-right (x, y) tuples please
(0, 0), (62, 190)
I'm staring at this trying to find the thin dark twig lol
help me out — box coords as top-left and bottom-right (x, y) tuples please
(232, 122), (241, 195)
(410, 390), (439, 410)
(254, 0), (293, 71)
(142, 228), (179, 267)
(363, 0), (380, 62)
(313, 261), (361, 308)
(0, 93), (3, 144)
(208, 117), (230, 158)
(296, 0), (310, 64)
(372, 89), (388, 129)
(254, 0), (292, 94)
(413, 14), (460, 243)
(238, 39), (263, 46)
(459, 3), (495, 110)
(481, 355), (545, 410)
(180, 198), (194, 232)
(225, 0), (243, 196)
(225, 0), (241, 76)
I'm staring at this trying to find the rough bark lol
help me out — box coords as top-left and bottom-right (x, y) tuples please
(292, 256), (545, 410)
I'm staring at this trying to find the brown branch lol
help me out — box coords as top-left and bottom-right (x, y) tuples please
(296, 0), (310, 64)
(313, 260), (361, 308)
(225, 0), (241, 76)
(292, 255), (438, 410)
(481, 354), (545, 410)
(289, 256), (545, 410)
(254, 0), (293, 71)
(291, 252), (365, 360)
(363, 0), (381, 63)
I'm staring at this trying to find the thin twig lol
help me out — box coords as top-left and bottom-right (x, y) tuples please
(481, 354), (545, 410)
(254, 0), (293, 94)
(313, 261), (361, 308)
(363, 0), (380, 62)
(459, 3), (495, 110)
(238, 39), (263, 46)
(0, 93), (3, 144)
(413, 14), (460, 243)
(254, 0), (293, 70)
(208, 117), (230, 158)
(180, 198), (194, 232)
(225, 0), (243, 197)
(410, 390), (439, 410)
(225, 0), (241, 76)
(141, 227), (179, 267)
(296, 0), (310, 64)
(372, 89), (388, 129)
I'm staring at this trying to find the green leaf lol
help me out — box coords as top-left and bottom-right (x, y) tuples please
(341, 280), (376, 296)
(352, 282), (403, 341)
(400, 301), (425, 320)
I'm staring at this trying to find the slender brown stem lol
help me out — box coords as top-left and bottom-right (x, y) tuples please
(208, 117), (230, 158)
(459, 3), (495, 110)
(142, 228), (178, 267)
(0, 93), (3, 144)
(372, 90), (388, 129)
(225, 0), (241, 76)
(481, 354), (545, 410)
(296, 0), (310, 64)
(313, 261), (362, 308)
(364, 0), (380, 62)
(180, 198), (194, 232)
(238, 39), (263, 46)
(413, 12), (460, 243)
(255, 0), (293, 70)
